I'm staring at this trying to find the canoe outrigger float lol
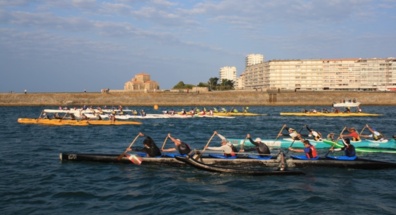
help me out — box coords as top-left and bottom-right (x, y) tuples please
(59, 151), (396, 170)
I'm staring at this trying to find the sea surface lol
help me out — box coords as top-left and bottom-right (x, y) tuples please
(2, 106), (396, 215)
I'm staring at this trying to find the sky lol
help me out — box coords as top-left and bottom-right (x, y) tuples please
(1, 0), (395, 92)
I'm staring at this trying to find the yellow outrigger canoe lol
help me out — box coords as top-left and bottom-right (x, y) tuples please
(17, 118), (142, 126)
(280, 112), (382, 117)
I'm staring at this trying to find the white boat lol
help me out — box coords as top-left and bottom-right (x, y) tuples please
(332, 99), (360, 107)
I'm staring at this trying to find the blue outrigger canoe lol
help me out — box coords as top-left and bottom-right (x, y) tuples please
(228, 138), (396, 152)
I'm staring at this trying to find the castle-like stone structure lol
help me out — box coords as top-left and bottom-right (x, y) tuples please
(124, 73), (160, 91)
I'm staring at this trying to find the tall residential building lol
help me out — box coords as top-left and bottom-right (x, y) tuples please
(219, 66), (237, 83)
(242, 57), (396, 91)
(246, 54), (264, 67)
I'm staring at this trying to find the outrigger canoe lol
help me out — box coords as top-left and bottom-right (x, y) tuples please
(323, 139), (396, 153)
(18, 118), (142, 126)
(59, 152), (396, 170)
(18, 118), (89, 126)
(280, 112), (381, 117)
(84, 113), (235, 119)
(228, 138), (396, 151)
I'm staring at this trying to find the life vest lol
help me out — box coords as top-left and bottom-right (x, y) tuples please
(305, 145), (317, 158)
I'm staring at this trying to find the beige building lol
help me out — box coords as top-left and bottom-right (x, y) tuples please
(124, 73), (160, 91)
(219, 66), (237, 83)
(241, 57), (396, 91)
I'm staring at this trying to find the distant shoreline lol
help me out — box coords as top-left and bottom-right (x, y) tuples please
(0, 91), (395, 106)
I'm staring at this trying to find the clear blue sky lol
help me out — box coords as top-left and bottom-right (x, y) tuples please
(1, 0), (395, 92)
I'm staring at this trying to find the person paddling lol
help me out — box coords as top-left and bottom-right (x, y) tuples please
(278, 127), (303, 141)
(330, 138), (356, 157)
(241, 134), (271, 157)
(127, 132), (161, 157)
(342, 127), (361, 141)
(305, 125), (322, 141)
(360, 125), (384, 141)
(289, 140), (318, 159)
(162, 133), (191, 155)
(205, 131), (236, 157)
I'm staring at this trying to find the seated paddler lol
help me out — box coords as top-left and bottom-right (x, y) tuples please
(289, 139), (318, 159)
(305, 125), (322, 141)
(240, 133), (271, 157)
(278, 127), (303, 141)
(205, 131), (236, 157)
(127, 132), (162, 157)
(162, 133), (191, 155)
(330, 138), (356, 157)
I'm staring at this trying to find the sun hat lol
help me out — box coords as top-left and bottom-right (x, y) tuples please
(254, 138), (262, 142)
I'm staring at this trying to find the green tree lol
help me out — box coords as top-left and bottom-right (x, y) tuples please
(172, 81), (194, 89)
(219, 79), (234, 90)
(208, 77), (219, 91)
(197, 82), (208, 87)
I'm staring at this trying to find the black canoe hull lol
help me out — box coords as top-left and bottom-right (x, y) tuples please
(175, 156), (305, 176)
(288, 158), (396, 170)
(60, 153), (396, 170)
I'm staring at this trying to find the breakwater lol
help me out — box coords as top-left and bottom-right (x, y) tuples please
(0, 91), (395, 106)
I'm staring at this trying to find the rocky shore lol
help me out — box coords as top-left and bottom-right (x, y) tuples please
(0, 91), (395, 106)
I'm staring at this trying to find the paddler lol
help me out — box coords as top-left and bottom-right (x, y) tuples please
(205, 131), (236, 157)
(330, 138), (356, 157)
(127, 132), (161, 157)
(360, 125), (384, 141)
(162, 133), (191, 155)
(305, 125), (322, 141)
(278, 127), (303, 141)
(241, 134), (271, 157)
(342, 127), (361, 141)
(289, 139), (318, 159)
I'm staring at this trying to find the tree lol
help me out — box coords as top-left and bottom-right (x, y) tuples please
(172, 81), (194, 89)
(197, 82), (208, 87)
(219, 79), (234, 90)
(208, 77), (219, 91)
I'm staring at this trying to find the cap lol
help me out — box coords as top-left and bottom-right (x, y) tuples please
(176, 139), (181, 142)
(254, 138), (262, 142)
(289, 128), (295, 132)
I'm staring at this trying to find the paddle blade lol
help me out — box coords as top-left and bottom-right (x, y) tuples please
(128, 154), (143, 165)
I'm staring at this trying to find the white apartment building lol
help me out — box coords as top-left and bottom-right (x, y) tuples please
(219, 66), (237, 83)
(246, 54), (264, 67)
(242, 57), (396, 91)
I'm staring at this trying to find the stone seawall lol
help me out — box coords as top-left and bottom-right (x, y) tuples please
(0, 91), (395, 106)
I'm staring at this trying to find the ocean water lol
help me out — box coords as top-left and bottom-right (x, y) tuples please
(1, 106), (396, 215)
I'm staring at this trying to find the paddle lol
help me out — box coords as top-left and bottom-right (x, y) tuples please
(117, 133), (141, 160)
(197, 132), (216, 159)
(359, 124), (368, 136)
(161, 135), (169, 150)
(274, 124), (287, 145)
(239, 137), (247, 152)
